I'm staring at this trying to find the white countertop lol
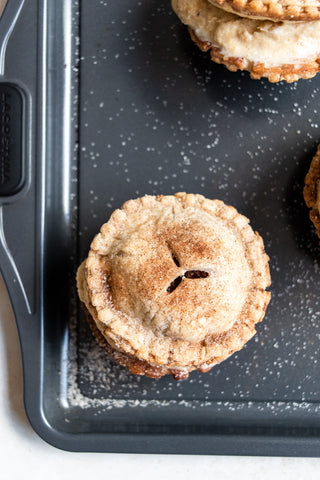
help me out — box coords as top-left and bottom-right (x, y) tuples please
(1, 274), (320, 479)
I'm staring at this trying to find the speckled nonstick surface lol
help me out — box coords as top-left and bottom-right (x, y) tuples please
(2, 0), (320, 454)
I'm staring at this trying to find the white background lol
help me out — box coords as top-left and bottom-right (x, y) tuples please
(1, 274), (320, 480)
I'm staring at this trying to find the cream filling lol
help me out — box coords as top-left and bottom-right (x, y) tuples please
(172, 0), (320, 66)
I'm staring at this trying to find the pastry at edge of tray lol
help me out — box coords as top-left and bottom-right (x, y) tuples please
(172, 0), (320, 83)
(207, 0), (320, 22)
(304, 145), (320, 239)
(76, 192), (271, 380)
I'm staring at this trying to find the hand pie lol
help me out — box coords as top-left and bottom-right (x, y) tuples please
(172, 0), (320, 82)
(77, 193), (271, 379)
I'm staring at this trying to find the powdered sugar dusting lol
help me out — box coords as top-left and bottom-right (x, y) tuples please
(65, 0), (320, 424)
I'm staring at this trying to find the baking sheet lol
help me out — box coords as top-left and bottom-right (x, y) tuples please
(3, 0), (320, 454)
(75, 0), (320, 412)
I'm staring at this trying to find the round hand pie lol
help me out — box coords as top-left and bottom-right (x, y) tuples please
(77, 193), (271, 379)
(172, 0), (320, 83)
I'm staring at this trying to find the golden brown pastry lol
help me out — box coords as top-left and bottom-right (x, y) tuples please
(172, 0), (320, 82)
(304, 145), (320, 238)
(77, 193), (271, 379)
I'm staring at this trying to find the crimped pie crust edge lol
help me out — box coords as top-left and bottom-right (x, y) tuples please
(82, 301), (223, 379)
(208, 0), (320, 22)
(189, 29), (320, 83)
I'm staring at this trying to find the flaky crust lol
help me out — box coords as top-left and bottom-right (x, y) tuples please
(208, 0), (320, 22)
(303, 145), (320, 238)
(77, 193), (271, 378)
(189, 29), (320, 83)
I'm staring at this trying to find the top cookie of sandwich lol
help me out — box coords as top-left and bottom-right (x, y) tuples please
(207, 0), (320, 21)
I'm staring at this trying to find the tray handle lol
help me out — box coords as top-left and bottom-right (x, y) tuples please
(0, 0), (32, 316)
(0, 0), (27, 200)
(0, 0), (25, 75)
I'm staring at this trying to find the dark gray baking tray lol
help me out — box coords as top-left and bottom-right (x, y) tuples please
(2, 0), (320, 455)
